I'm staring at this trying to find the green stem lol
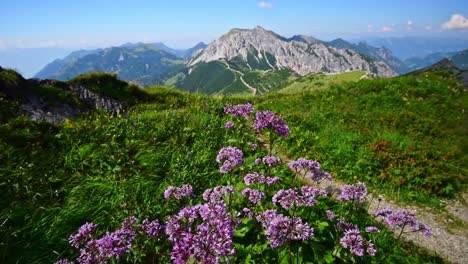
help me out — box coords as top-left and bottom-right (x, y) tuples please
(379, 225), (406, 264)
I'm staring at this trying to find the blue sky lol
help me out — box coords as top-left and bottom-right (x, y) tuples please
(0, 0), (467, 49)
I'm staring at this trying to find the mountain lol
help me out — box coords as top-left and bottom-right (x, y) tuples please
(175, 26), (396, 95)
(189, 26), (395, 76)
(408, 57), (468, 88)
(353, 37), (468, 60)
(0, 47), (76, 78)
(120, 42), (207, 59)
(35, 49), (102, 79)
(404, 49), (468, 72)
(288, 35), (321, 44)
(323, 38), (410, 74)
(34, 44), (185, 86)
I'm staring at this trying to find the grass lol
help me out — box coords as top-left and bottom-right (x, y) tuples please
(277, 71), (367, 94)
(256, 70), (467, 206)
(0, 68), (464, 263)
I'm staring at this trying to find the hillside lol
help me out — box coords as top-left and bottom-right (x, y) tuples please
(1, 66), (467, 263)
(34, 44), (185, 86)
(0, 68), (153, 123)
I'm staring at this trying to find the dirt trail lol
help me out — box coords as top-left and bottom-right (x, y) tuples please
(220, 61), (257, 95)
(265, 140), (468, 263)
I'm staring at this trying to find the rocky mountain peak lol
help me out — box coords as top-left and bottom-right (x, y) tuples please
(189, 26), (397, 77)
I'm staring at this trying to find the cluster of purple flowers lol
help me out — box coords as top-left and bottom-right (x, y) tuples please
(164, 184), (194, 200)
(139, 219), (164, 237)
(202, 185), (234, 202)
(255, 156), (281, 167)
(68, 222), (97, 249)
(340, 228), (377, 257)
(253, 110), (289, 137)
(216, 146), (244, 173)
(241, 188), (266, 204)
(224, 121), (234, 129)
(60, 217), (140, 264)
(288, 158), (332, 183)
(256, 209), (314, 248)
(338, 182), (368, 203)
(375, 208), (431, 237)
(165, 201), (236, 263)
(272, 186), (327, 209)
(223, 103), (254, 117)
(243, 172), (279, 186)
(326, 210), (335, 220)
(248, 142), (258, 151)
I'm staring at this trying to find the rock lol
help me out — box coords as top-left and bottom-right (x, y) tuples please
(189, 26), (397, 77)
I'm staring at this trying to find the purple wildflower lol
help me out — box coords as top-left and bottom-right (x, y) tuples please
(367, 242), (377, 256)
(224, 121), (234, 129)
(272, 189), (303, 209)
(248, 142), (258, 151)
(253, 110), (289, 137)
(74, 217), (137, 263)
(300, 186), (327, 206)
(257, 210), (314, 248)
(164, 184), (193, 200)
(54, 259), (73, 264)
(242, 207), (254, 218)
(224, 103), (254, 117)
(244, 172), (265, 185)
(326, 210), (335, 220)
(139, 219), (163, 237)
(165, 201), (236, 263)
(262, 156), (281, 167)
(69, 222), (98, 249)
(340, 228), (365, 257)
(216, 146), (244, 174)
(256, 209), (279, 228)
(365, 226), (380, 233)
(338, 182), (368, 203)
(94, 228), (136, 260)
(288, 158), (332, 183)
(202, 186), (234, 202)
(241, 188), (266, 204)
(255, 158), (262, 165)
(337, 219), (358, 231)
(264, 176), (280, 185)
(375, 207), (431, 237)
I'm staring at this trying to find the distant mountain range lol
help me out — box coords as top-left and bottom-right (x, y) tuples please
(34, 42), (207, 86)
(352, 36), (468, 60)
(28, 26), (468, 94)
(404, 49), (468, 72)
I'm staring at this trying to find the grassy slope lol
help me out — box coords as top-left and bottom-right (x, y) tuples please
(1, 69), (463, 263)
(257, 71), (467, 205)
(278, 71), (366, 94)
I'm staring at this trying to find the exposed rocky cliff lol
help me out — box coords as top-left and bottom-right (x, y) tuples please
(1, 68), (131, 124)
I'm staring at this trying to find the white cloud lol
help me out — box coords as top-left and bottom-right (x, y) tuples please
(442, 14), (468, 30)
(258, 1), (273, 9)
(425, 25), (433, 31)
(381, 25), (394, 32)
(367, 24), (374, 32)
(407, 20), (413, 30)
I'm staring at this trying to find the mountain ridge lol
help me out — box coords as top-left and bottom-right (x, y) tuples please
(189, 26), (396, 77)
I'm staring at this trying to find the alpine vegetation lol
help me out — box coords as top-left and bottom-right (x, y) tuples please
(54, 104), (432, 264)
